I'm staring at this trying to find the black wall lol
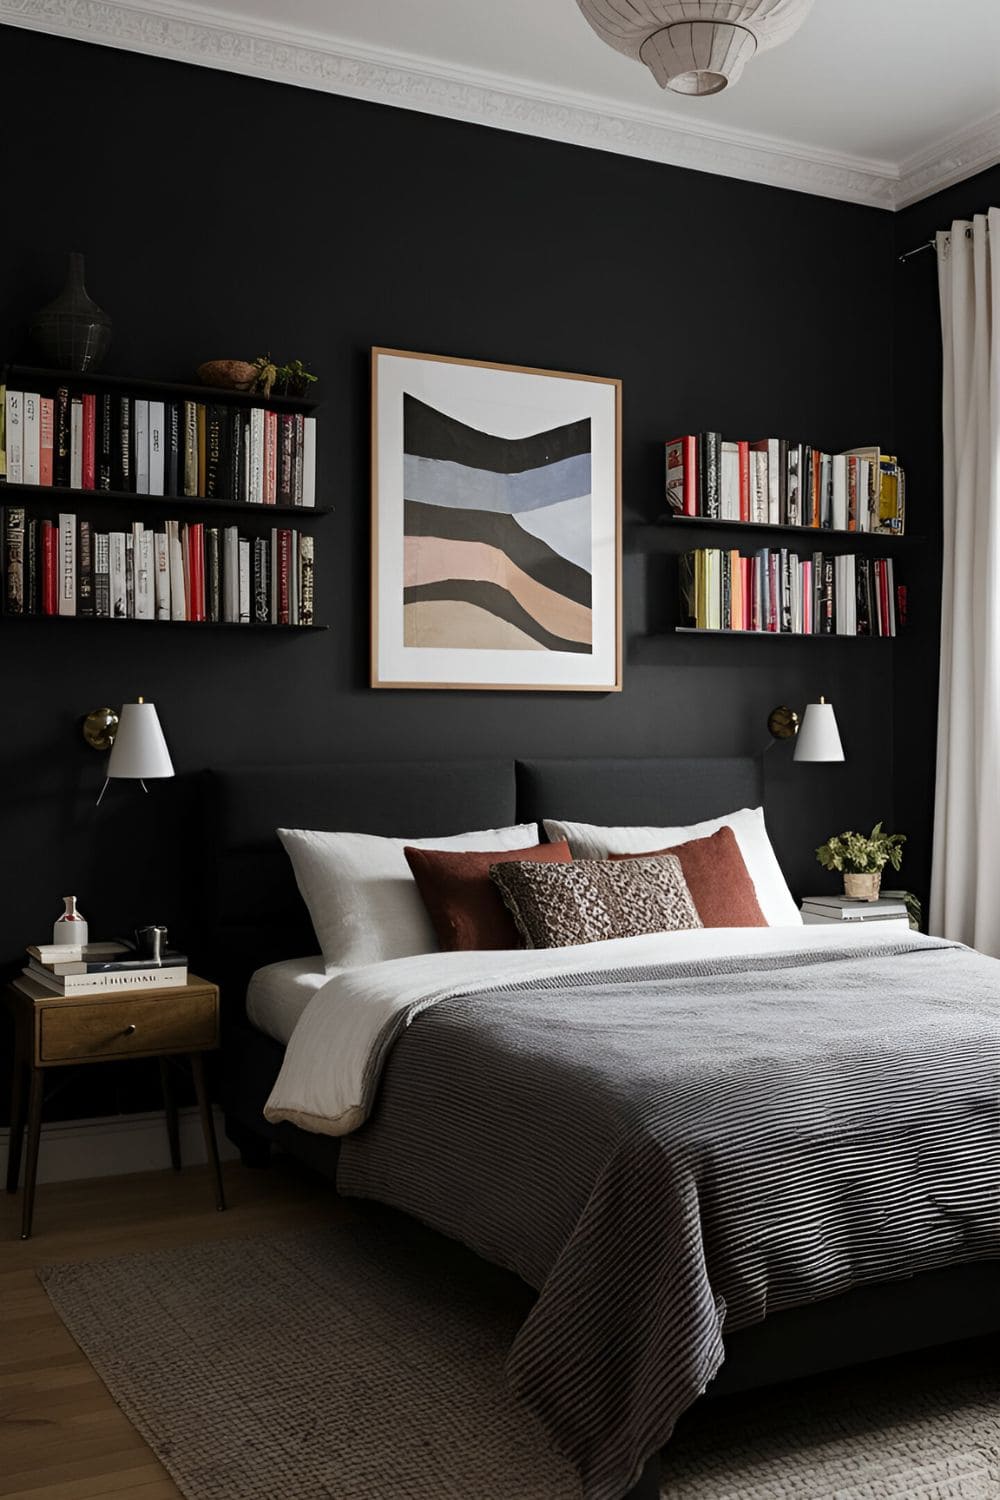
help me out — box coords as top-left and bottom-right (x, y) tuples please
(0, 27), (912, 1118)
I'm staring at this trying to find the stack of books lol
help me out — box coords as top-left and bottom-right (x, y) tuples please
(22, 940), (188, 996)
(665, 433), (905, 535)
(800, 896), (909, 925)
(2, 508), (315, 625)
(680, 547), (901, 635)
(1, 384), (317, 506)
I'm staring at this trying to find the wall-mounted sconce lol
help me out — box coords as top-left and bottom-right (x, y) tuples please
(767, 696), (844, 762)
(82, 697), (175, 803)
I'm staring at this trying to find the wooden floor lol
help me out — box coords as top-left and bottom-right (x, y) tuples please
(0, 1157), (334, 1499)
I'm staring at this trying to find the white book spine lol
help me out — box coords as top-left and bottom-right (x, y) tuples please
(134, 400), (149, 495)
(767, 438), (780, 525)
(270, 526), (279, 623)
(5, 390), (22, 483)
(250, 408), (265, 503)
(153, 530), (170, 620)
(167, 520), (186, 621)
(148, 401), (165, 496)
(110, 531), (127, 618)
(30, 966), (188, 994)
(22, 393), (39, 485)
(832, 454), (847, 531)
(70, 398), (83, 489)
(58, 512), (76, 616)
(302, 416), (316, 507)
(238, 538), (250, 623)
(134, 525), (154, 619)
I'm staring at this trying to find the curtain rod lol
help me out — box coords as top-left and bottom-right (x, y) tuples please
(899, 216), (993, 264)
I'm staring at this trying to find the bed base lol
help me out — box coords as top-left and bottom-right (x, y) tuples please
(225, 1020), (999, 1500)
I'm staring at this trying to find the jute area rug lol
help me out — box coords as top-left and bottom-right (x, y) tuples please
(39, 1211), (1000, 1500)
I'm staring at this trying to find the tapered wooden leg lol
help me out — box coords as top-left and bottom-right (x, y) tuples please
(20, 1069), (44, 1240)
(191, 1053), (225, 1212)
(6, 1059), (28, 1194)
(159, 1057), (182, 1171)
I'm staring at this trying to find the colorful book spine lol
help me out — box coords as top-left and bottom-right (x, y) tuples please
(41, 520), (57, 614)
(82, 393), (97, 489)
(39, 397), (54, 487)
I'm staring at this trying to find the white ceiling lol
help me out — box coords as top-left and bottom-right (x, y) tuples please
(4, 0), (1000, 207)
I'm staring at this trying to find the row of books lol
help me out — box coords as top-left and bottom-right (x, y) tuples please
(0, 385), (317, 506)
(665, 434), (906, 535)
(2, 507), (316, 625)
(23, 940), (187, 996)
(680, 547), (903, 636)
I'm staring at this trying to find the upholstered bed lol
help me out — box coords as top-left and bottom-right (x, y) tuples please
(207, 758), (1000, 1500)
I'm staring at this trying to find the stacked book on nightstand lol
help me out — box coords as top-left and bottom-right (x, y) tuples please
(22, 940), (188, 995)
(801, 895), (909, 926)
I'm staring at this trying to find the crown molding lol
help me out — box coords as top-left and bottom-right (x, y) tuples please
(1, 0), (995, 211)
(896, 111), (1000, 210)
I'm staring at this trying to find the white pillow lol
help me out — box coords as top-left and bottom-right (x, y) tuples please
(542, 807), (801, 927)
(278, 823), (539, 971)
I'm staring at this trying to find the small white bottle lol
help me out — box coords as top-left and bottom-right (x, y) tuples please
(53, 895), (89, 947)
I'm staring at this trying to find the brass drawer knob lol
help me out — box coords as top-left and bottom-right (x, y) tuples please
(122, 1023), (137, 1036)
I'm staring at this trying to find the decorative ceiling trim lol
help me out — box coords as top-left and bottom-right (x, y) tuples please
(896, 111), (1000, 210)
(0, 0), (995, 211)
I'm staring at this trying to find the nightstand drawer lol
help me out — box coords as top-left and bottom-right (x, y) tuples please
(39, 990), (218, 1063)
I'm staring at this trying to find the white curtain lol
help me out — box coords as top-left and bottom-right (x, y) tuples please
(931, 208), (1000, 953)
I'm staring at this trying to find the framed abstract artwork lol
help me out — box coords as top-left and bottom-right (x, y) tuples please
(371, 347), (622, 691)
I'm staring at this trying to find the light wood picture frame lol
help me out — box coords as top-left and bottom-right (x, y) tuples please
(371, 347), (622, 692)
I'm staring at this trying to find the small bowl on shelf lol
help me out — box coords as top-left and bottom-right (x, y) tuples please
(196, 359), (256, 392)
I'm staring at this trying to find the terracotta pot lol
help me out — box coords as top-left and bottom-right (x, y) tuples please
(844, 871), (881, 901)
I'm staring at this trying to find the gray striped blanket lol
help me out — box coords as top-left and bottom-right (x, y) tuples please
(336, 938), (1000, 1500)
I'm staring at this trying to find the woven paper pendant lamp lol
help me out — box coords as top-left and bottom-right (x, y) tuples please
(576, 0), (814, 95)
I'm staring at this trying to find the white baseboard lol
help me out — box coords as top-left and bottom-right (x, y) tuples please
(0, 1105), (239, 1185)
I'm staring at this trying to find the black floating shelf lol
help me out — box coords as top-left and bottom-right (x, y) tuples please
(674, 627), (895, 640)
(646, 515), (920, 544)
(4, 364), (320, 412)
(1, 615), (328, 631)
(0, 482), (331, 518)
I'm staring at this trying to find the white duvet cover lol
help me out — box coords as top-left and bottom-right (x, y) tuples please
(263, 924), (928, 1138)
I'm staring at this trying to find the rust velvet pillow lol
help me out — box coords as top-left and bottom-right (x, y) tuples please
(609, 825), (766, 927)
(404, 841), (573, 951)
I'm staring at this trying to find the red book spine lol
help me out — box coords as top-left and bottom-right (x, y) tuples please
(876, 559), (889, 636)
(42, 522), (57, 614)
(811, 450), (821, 527)
(737, 441), (749, 523)
(187, 522), (205, 622)
(82, 394), (97, 490)
(278, 529), (290, 624)
(665, 435), (697, 516)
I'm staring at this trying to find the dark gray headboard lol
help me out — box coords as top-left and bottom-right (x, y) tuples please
(516, 757), (762, 829)
(202, 755), (763, 1011)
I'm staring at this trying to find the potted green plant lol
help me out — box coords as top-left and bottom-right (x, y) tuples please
(815, 823), (905, 901)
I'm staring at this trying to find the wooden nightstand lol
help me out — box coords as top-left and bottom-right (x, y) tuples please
(4, 973), (226, 1239)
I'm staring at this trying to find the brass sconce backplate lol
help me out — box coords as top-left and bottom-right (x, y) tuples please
(767, 705), (800, 741)
(82, 707), (120, 751)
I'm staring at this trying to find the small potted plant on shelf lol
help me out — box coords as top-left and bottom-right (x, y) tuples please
(815, 823), (906, 901)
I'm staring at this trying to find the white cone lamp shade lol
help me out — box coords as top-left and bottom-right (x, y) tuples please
(793, 699), (844, 763)
(106, 700), (175, 782)
(576, 0), (814, 95)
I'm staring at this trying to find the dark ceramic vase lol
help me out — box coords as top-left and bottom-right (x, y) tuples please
(30, 252), (112, 372)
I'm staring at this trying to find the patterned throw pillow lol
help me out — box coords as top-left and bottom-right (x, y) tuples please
(490, 854), (703, 949)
